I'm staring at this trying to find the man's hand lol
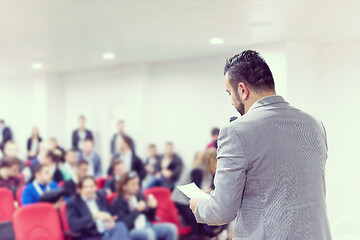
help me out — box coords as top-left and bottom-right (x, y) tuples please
(93, 211), (112, 221)
(136, 200), (147, 212)
(162, 169), (173, 179)
(189, 197), (203, 213)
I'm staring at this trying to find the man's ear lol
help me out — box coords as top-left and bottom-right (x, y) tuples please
(238, 82), (250, 100)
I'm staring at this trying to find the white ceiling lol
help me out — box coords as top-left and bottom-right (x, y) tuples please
(0, 0), (359, 77)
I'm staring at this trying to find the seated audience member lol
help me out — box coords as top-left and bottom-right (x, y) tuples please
(66, 176), (129, 240)
(49, 138), (66, 163)
(110, 135), (145, 181)
(61, 148), (79, 181)
(142, 144), (161, 188)
(27, 126), (42, 160)
(0, 119), (13, 152)
(104, 160), (128, 194)
(79, 139), (102, 177)
(21, 164), (59, 206)
(3, 141), (32, 183)
(0, 157), (24, 193)
(72, 115), (93, 151)
(3, 141), (18, 158)
(144, 144), (161, 177)
(172, 148), (220, 237)
(63, 160), (89, 197)
(31, 149), (64, 183)
(112, 171), (178, 240)
(147, 142), (183, 190)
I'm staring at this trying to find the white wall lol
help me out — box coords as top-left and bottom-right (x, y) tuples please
(316, 41), (360, 239)
(0, 75), (48, 159)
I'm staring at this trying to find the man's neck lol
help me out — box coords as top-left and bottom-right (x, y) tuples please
(35, 179), (47, 185)
(245, 91), (276, 114)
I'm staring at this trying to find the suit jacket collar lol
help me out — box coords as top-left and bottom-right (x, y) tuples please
(248, 95), (288, 112)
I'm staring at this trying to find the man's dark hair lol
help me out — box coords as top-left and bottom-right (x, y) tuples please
(211, 128), (220, 136)
(77, 176), (95, 189)
(118, 120), (125, 124)
(148, 144), (156, 149)
(1, 157), (21, 168)
(0, 119), (4, 124)
(47, 151), (61, 163)
(224, 50), (275, 92)
(79, 115), (86, 120)
(77, 159), (89, 167)
(166, 141), (173, 146)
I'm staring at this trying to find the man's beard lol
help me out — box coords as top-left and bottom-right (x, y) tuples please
(234, 91), (245, 115)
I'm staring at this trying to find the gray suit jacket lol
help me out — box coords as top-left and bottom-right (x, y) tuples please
(195, 95), (331, 240)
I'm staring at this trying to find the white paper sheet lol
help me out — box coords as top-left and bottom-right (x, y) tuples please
(177, 182), (210, 199)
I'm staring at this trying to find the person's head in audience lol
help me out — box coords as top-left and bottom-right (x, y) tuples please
(117, 120), (125, 134)
(65, 148), (78, 167)
(76, 160), (89, 180)
(0, 119), (4, 127)
(211, 128), (220, 142)
(79, 115), (86, 130)
(49, 138), (60, 150)
(3, 141), (18, 158)
(117, 171), (140, 198)
(34, 164), (53, 185)
(119, 135), (133, 154)
(112, 159), (127, 180)
(82, 139), (94, 156)
(202, 148), (218, 175)
(0, 157), (21, 178)
(148, 144), (157, 158)
(39, 150), (59, 166)
(31, 126), (40, 138)
(164, 142), (174, 157)
(77, 176), (97, 200)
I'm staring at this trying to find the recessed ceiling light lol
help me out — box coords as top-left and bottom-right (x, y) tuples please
(32, 63), (43, 70)
(209, 38), (224, 45)
(103, 52), (115, 60)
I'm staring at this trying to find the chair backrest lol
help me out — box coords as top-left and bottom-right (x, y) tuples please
(59, 202), (70, 232)
(143, 187), (181, 227)
(0, 187), (16, 222)
(13, 203), (64, 240)
(16, 185), (25, 207)
(95, 177), (107, 189)
(106, 192), (117, 205)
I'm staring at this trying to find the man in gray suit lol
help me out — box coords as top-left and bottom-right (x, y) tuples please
(189, 50), (331, 239)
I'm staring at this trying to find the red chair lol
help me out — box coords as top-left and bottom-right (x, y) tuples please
(16, 185), (25, 207)
(95, 177), (107, 189)
(106, 192), (118, 205)
(13, 203), (64, 240)
(0, 188), (16, 222)
(143, 187), (191, 236)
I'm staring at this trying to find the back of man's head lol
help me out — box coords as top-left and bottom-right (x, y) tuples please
(224, 50), (275, 93)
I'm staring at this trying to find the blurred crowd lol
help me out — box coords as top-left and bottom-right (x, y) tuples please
(0, 116), (229, 240)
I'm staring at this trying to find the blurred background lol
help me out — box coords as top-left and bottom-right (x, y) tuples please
(0, 0), (359, 239)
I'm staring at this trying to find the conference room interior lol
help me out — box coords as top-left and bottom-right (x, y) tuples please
(0, 1), (359, 239)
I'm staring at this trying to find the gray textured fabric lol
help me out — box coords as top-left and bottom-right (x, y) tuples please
(194, 95), (331, 240)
